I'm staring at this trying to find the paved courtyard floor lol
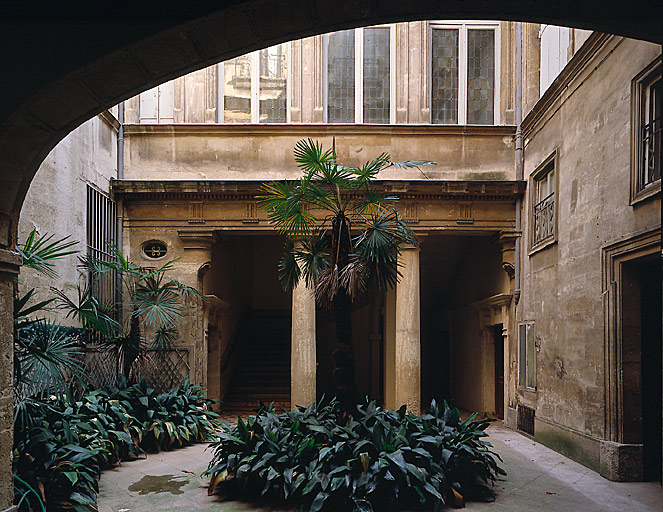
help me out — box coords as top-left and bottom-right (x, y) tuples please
(98, 422), (662, 512)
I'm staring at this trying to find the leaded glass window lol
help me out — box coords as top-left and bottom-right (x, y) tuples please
(431, 29), (459, 124)
(467, 29), (495, 124)
(363, 27), (390, 124)
(327, 30), (355, 123)
(430, 22), (498, 125)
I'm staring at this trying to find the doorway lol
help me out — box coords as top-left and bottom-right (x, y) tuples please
(621, 254), (661, 482)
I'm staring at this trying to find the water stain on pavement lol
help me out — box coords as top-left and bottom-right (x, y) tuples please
(128, 474), (189, 495)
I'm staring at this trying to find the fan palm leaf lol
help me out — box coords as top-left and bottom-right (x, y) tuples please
(15, 320), (87, 399)
(17, 229), (78, 278)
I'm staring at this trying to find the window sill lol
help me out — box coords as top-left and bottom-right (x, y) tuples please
(630, 180), (661, 206)
(528, 237), (557, 257)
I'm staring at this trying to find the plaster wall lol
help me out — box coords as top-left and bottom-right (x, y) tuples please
(123, 125), (516, 182)
(519, 36), (661, 453)
(17, 115), (118, 324)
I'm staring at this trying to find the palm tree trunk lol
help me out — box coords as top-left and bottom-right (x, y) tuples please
(332, 290), (356, 411)
(331, 212), (357, 411)
(123, 314), (141, 380)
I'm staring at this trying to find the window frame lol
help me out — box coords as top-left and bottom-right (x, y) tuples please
(218, 42), (291, 124)
(428, 20), (501, 125)
(630, 57), (662, 205)
(518, 322), (536, 391)
(529, 150), (558, 254)
(322, 25), (396, 124)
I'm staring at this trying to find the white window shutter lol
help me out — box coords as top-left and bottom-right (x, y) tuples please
(139, 86), (159, 123)
(158, 81), (175, 123)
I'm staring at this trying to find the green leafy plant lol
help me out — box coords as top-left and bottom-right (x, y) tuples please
(206, 399), (504, 511)
(14, 379), (221, 511)
(75, 246), (203, 379)
(258, 139), (435, 410)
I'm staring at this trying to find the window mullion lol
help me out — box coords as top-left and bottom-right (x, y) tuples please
(458, 26), (468, 125)
(251, 51), (259, 123)
(390, 25), (396, 125)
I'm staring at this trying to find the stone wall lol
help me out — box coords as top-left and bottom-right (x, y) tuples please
(518, 35), (661, 475)
(18, 114), (118, 324)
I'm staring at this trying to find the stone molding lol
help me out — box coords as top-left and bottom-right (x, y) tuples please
(600, 227), (661, 443)
(123, 123), (516, 137)
(177, 229), (217, 250)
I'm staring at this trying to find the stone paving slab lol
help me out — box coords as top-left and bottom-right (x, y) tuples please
(98, 422), (662, 512)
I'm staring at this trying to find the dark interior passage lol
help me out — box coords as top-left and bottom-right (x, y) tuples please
(203, 234), (291, 411)
(420, 235), (509, 415)
(622, 254), (662, 482)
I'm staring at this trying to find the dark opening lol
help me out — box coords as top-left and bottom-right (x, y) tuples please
(622, 253), (662, 482)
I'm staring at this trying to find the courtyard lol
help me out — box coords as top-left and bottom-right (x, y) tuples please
(97, 421), (661, 512)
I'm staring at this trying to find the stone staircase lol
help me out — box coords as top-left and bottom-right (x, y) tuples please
(220, 310), (291, 415)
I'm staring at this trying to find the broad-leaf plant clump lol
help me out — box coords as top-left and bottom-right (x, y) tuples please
(206, 399), (505, 511)
(12, 229), (216, 511)
(15, 377), (220, 511)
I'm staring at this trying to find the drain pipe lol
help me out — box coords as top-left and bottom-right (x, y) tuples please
(514, 22), (523, 307)
(116, 102), (125, 311)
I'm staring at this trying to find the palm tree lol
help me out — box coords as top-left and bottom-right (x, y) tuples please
(258, 139), (434, 410)
(69, 246), (203, 380)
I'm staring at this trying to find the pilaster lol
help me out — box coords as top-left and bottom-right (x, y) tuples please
(0, 249), (20, 508)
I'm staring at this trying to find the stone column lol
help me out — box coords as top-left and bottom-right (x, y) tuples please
(177, 229), (216, 388)
(0, 248), (21, 508)
(291, 277), (316, 407)
(394, 244), (421, 414)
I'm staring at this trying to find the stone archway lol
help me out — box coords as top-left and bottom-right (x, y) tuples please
(0, 2), (661, 506)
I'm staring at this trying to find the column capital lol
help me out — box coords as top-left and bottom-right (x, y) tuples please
(0, 248), (21, 276)
(177, 229), (217, 250)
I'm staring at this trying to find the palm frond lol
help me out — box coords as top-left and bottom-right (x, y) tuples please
(295, 235), (331, 288)
(315, 265), (340, 308)
(339, 260), (368, 302)
(294, 138), (336, 179)
(352, 210), (418, 290)
(150, 327), (178, 353)
(384, 159), (437, 179)
(14, 288), (54, 330)
(17, 229), (79, 278)
(278, 240), (301, 291)
(51, 285), (120, 336)
(257, 181), (318, 237)
(350, 152), (391, 187)
(132, 276), (184, 329)
(15, 320), (88, 399)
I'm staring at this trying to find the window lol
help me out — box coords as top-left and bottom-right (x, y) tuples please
(139, 82), (175, 123)
(430, 21), (500, 125)
(539, 25), (570, 95)
(518, 323), (536, 390)
(631, 59), (661, 202)
(531, 153), (557, 250)
(221, 43), (289, 123)
(86, 185), (118, 309)
(324, 26), (395, 124)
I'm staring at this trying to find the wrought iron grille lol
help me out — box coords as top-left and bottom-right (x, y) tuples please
(86, 185), (118, 319)
(533, 193), (554, 245)
(641, 78), (661, 188)
(517, 404), (535, 435)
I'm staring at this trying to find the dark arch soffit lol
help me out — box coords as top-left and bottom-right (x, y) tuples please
(0, 0), (661, 247)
